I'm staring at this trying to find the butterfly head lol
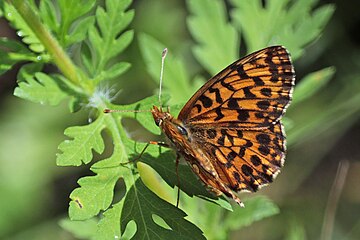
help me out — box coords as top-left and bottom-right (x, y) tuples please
(152, 105), (192, 150)
(151, 106), (172, 127)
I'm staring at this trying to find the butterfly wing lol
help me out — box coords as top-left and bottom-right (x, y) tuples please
(188, 122), (285, 192)
(178, 46), (295, 194)
(178, 46), (295, 128)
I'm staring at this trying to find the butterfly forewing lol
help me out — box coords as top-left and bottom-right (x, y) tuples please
(178, 46), (294, 127)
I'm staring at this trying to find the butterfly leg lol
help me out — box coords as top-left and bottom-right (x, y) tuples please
(149, 141), (169, 148)
(175, 153), (181, 208)
(120, 143), (150, 166)
(122, 141), (170, 166)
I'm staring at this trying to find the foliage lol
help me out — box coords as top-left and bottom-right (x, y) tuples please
(0, 0), (337, 239)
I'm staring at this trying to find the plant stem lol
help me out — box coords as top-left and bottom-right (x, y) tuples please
(320, 160), (349, 240)
(8, 0), (93, 95)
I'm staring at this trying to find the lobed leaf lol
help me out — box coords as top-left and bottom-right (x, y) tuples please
(66, 16), (96, 47)
(3, 2), (45, 53)
(64, 104), (132, 227)
(39, 0), (59, 36)
(69, 165), (121, 220)
(83, 0), (134, 81)
(231, 0), (335, 59)
(59, 218), (98, 239)
(121, 179), (206, 240)
(39, 0), (97, 47)
(56, 0), (97, 47)
(14, 72), (68, 105)
(187, 0), (239, 75)
(16, 62), (44, 82)
(95, 201), (123, 239)
(56, 117), (106, 166)
(0, 38), (38, 75)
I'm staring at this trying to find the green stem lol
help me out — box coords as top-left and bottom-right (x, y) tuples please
(8, 0), (93, 95)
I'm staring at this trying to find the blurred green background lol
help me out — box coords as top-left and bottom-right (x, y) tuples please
(1, 0), (360, 239)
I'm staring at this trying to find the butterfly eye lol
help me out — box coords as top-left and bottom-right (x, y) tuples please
(177, 125), (188, 136)
(154, 118), (162, 126)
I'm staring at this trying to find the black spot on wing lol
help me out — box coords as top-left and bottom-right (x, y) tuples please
(209, 87), (223, 104)
(228, 98), (239, 109)
(199, 95), (213, 108)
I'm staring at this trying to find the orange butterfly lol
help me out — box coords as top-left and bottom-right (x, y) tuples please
(151, 46), (295, 207)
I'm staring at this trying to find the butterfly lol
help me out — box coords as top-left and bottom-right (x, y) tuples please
(151, 46), (295, 207)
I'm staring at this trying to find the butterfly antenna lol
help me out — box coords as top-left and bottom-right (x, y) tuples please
(103, 109), (150, 113)
(159, 48), (168, 108)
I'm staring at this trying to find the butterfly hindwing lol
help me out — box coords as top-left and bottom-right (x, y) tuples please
(189, 121), (285, 192)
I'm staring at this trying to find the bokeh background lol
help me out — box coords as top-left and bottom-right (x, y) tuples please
(0, 0), (360, 239)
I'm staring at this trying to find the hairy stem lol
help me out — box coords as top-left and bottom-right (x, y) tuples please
(8, 0), (93, 95)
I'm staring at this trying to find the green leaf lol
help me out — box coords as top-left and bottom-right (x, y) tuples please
(121, 179), (206, 240)
(14, 72), (68, 106)
(39, 0), (97, 47)
(69, 164), (121, 220)
(59, 218), (98, 239)
(140, 150), (233, 209)
(56, 0), (97, 47)
(64, 106), (131, 222)
(61, 96), (154, 221)
(3, 2), (45, 53)
(223, 195), (279, 229)
(16, 62), (44, 82)
(84, 0), (134, 80)
(0, 37), (38, 74)
(138, 33), (194, 104)
(187, 0), (239, 75)
(39, 0), (59, 35)
(95, 201), (123, 239)
(231, 0), (335, 59)
(66, 16), (96, 46)
(95, 62), (131, 82)
(140, 152), (196, 190)
(291, 67), (336, 107)
(56, 117), (106, 166)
